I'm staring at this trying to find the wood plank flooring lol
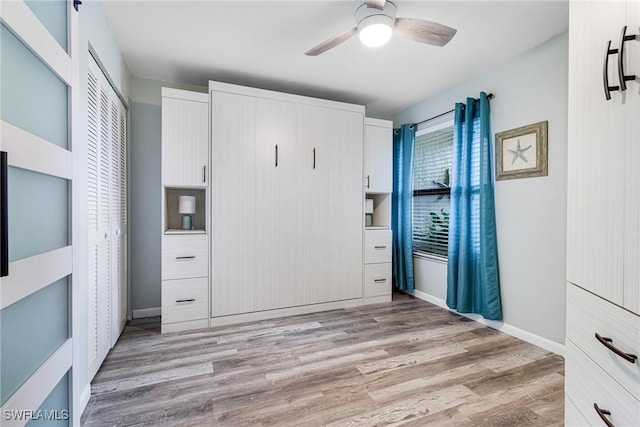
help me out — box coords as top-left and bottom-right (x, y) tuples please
(81, 293), (564, 426)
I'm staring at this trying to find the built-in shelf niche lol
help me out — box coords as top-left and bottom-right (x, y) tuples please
(164, 187), (207, 234)
(365, 193), (391, 229)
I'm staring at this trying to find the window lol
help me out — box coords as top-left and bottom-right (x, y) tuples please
(412, 121), (453, 258)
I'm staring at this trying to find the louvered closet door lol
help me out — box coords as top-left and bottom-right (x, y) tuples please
(110, 97), (127, 345)
(87, 55), (127, 380)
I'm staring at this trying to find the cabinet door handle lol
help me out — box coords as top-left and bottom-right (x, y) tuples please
(275, 144), (278, 167)
(175, 255), (196, 260)
(593, 403), (615, 427)
(374, 245), (387, 250)
(313, 148), (316, 169)
(176, 298), (196, 303)
(618, 25), (638, 92)
(203, 165), (207, 183)
(374, 278), (387, 283)
(366, 175), (370, 189)
(1, 151), (8, 277)
(603, 40), (620, 101)
(595, 333), (638, 364)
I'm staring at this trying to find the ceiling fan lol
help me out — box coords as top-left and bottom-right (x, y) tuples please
(305, 0), (457, 56)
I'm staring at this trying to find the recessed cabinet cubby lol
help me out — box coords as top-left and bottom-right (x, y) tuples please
(365, 193), (391, 229)
(164, 187), (207, 234)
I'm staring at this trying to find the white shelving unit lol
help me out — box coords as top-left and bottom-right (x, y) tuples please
(363, 118), (393, 303)
(160, 88), (210, 333)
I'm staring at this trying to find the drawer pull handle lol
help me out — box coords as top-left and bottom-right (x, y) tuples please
(374, 245), (387, 250)
(595, 333), (638, 364)
(176, 298), (196, 303)
(594, 403), (615, 427)
(176, 256), (196, 260)
(374, 278), (386, 283)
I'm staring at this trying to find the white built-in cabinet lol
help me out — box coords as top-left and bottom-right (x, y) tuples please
(87, 55), (128, 380)
(161, 88), (209, 333)
(363, 118), (393, 303)
(565, 1), (640, 425)
(365, 118), (393, 193)
(209, 82), (364, 322)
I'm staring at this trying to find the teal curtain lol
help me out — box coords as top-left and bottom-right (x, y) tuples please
(392, 124), (416, 292)
(446, 93), (502, 320)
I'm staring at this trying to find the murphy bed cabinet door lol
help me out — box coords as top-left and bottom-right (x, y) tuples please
(336, 110), (365, 300)
(255, 97), (299, 311)
(624, 0), (640, 314)
(298, 104), (339, 304)
(161, 91), (209, 186)
(364, 118), (393, 193)
(566, 0), (627, 305)
(210, 91), (259, 316)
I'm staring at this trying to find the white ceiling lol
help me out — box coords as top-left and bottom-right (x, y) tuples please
(101, 0), (569, 117)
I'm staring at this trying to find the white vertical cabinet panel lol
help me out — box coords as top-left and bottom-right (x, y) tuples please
(364, 119), (393, 193)
(298, 104), (338, 304)
(210, 92), (258, 316)
(162, 92), (208, 186)
(624, 0), (640, 314)
(566, 1), (626, 305)
(255, 97), (299, 311)
(335, 110), (364, 300)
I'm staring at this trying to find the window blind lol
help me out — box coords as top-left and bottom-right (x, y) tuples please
(412, 125), (453, 257)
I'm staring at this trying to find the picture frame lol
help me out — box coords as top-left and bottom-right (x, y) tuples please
(495, 120), (548, 181)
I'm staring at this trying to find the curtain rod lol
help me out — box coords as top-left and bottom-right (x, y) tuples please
(414, 93), (494, 127)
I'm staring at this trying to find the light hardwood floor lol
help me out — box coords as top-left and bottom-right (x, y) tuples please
(81, 293), (564, 426)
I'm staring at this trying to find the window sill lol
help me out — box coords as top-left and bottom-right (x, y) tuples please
(413, 251), (447, 264)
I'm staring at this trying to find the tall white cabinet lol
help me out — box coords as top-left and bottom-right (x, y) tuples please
(161, 88), (209, 333)
(565, 1), (640, 425)
(209, 82), (364, 323)
(363, 118), (393, 303)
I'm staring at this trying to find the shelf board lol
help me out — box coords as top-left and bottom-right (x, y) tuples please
(365, 226), (390, 230)
(165, 229), (206, 235)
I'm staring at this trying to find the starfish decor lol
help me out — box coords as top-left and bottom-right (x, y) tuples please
(508, 139), (532, 165)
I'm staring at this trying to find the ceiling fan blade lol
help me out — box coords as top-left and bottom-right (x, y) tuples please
(305, 27), (358, 56)
(394, 18), (457, 47)
(366, 0), (386, 10)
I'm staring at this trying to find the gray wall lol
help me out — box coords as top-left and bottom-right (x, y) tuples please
(129, 78), (206, 312)
(129, 102), (162, 310)
(393, 32), (568, 345)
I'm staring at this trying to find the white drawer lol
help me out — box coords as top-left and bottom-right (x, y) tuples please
(365, 229), (392, 264)
(162, 234), (208, 280)
(565, 340), (640, 427)
(364, 263), (391, 297)
(565, 395), (591, 427)
(162, 277), (208, 324)
(566, 283), (640, 397)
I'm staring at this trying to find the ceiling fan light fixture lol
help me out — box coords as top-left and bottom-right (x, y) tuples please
(358, 19), (393, 47)
(355, 1), (397, 48)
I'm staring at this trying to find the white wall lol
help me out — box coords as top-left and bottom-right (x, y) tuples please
(393, 32), (568, 348)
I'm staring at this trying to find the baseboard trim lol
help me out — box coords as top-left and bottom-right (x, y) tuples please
(412, 289), (565, 356)
(79, 383), (91, 415)
(132, 307), (161, 319)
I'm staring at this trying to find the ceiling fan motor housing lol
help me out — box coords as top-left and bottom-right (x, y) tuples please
(355, 0), (397, 32)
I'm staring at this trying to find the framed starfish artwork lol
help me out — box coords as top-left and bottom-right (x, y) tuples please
(495, 120), (548, 180)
